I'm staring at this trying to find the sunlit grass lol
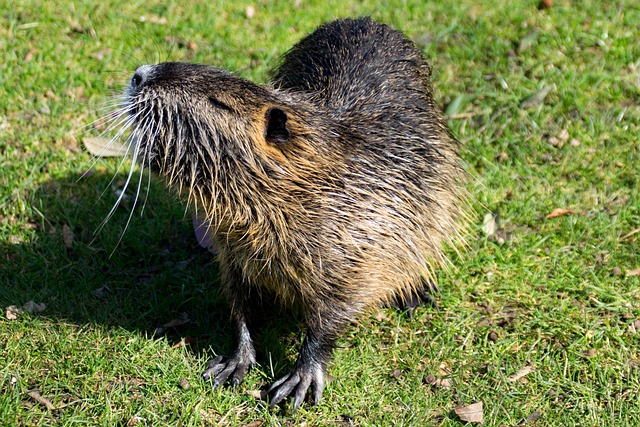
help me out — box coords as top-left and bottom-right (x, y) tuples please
(1, 1), (639, 425)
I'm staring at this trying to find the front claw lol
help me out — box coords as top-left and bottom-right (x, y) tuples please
(202, 351), (254, 388)
(268, 361), (325, 411)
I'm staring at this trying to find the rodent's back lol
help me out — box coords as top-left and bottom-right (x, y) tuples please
(273, 17), (435, 121)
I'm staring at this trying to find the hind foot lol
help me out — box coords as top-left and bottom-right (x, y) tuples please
(268, 359), (325, 411)
(202, 348), (255, 387)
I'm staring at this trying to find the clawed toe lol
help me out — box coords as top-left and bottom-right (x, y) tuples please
(268, 362), (325, 411)
(202, 352), (253, 388)
(202, 355), (227, 382)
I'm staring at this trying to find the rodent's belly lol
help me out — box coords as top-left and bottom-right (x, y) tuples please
(232, 251), (305, 305)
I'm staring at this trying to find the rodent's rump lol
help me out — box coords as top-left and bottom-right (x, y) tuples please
(121, 17), (467, 410)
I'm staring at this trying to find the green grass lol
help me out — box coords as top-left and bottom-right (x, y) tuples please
(1, 0), (639, 425)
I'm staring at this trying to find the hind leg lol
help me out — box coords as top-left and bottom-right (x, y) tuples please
(267, 331), (330, 410)
(202, 266), (256, 387)
(267, 303), (349, 411)
(391, 278), (439, 320)
(201, 309), (256, 386)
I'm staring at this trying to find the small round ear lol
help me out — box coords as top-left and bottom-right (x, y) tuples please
(265, 107), (290, 144)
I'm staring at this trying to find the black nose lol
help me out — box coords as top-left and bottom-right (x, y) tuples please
(130, 65), (154, 90)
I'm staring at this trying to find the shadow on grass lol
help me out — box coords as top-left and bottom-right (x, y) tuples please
(0, 170), (300, 376)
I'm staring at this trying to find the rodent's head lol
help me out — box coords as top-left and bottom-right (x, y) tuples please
(123, 62), (338, 224)
(127, 63), (305, 169)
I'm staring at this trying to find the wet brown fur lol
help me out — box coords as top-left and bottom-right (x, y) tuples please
(121, 17), (467, 408)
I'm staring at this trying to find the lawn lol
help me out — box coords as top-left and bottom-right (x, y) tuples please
(1, 0), (639, 426)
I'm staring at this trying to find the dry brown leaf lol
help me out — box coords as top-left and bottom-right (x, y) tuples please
(374, 309), (390, 322)
(24, 48), (37, 62)
(424, 374), (451, 388)
(126, 416), (144, 426)
(27, 390), (56, 410)
(83, 137), (129, 157)
(162, 313), (190, 329)
(62, 224), (74, 248)
(246, 389), (268, 400)
(626, 267), (640, 277)
(6, 305), (22, 320)
(164, 36), (198, 51)
(140, 15), (168, 25)
(438, 361), (452, 376)
(454, 401), (483, 424)
(482, 211), (499, 237)
(169, 336), (199, 350)
(7, 302), (46, 319)
(90, 48), (112, 60)
(424, 374), (436, 384)
(545, 208), (584, 219)
(435, 378), (451, 388)
(520, 85), (552, 109)
(525, 410), (542, 423)
(547, 136), (562, 147)
(10, 235), (24, 244)
(507, 365), (535, 382)
(44, 90), (57, 101)
(546, 129), (575, 149)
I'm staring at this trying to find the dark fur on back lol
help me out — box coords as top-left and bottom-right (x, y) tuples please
(120, 17), (466, 410)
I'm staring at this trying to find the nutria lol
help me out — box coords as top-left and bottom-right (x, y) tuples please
(119, 17), (467, 409)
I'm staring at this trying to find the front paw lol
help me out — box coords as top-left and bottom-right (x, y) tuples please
(202, 352), (254, 387)
(268, 361), (325, 411)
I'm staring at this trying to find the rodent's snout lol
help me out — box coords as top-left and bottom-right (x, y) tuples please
(130, 65), (154, 91)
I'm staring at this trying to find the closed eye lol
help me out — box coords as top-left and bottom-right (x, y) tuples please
(208, 97), (234, 112)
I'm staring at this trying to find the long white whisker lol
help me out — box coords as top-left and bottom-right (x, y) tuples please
(81, 97), (131, 133)
(110, 147), (146, 256)
(88, 111), (142, 189)
(141, 103), (164, 204)
(79, 114), (136, 183)
(94, 138), (142, 236)
(139, 161), (153, 217)
(93, 105), (154, 230)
